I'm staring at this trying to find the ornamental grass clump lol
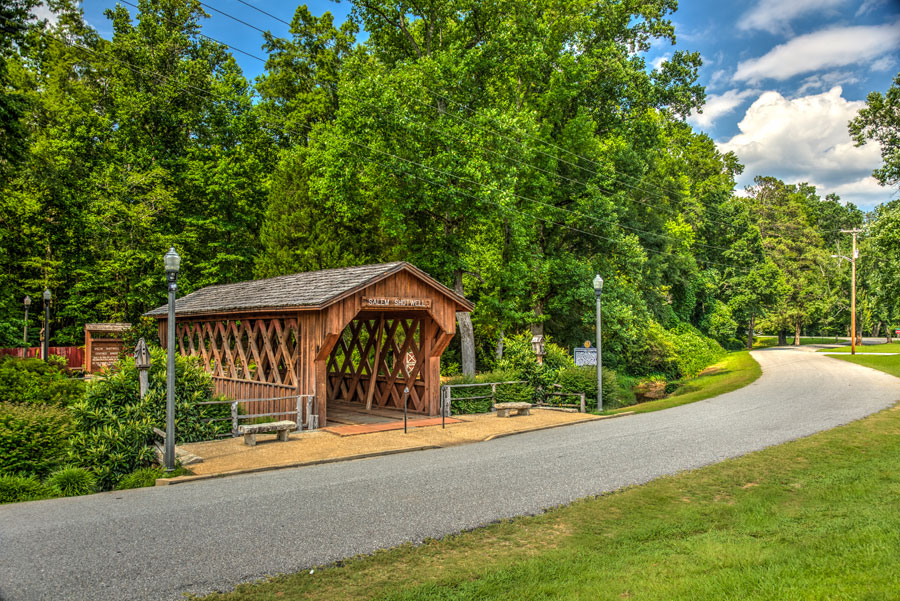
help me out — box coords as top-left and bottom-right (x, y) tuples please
(115, 467), (165, 490)
(0, 474), (52, 504)
(46, 466), (97, 497)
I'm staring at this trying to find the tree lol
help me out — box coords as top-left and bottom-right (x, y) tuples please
(849, 72), (900, 189)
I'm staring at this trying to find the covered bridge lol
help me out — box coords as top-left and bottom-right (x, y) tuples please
(146, 262), (473, 426)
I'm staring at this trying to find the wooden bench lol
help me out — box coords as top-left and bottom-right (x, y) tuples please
(494, 402), (532, 417)
(237, 420), (297, 446)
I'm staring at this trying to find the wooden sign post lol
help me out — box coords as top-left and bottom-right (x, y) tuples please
(84, 323), (131, 373)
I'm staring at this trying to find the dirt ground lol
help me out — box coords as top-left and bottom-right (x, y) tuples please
(171, 409), (609, 480)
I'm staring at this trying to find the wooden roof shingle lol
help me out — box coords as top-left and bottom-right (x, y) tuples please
(145, 261), (472, 317)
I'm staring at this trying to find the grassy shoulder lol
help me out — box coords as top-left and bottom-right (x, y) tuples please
(754, 335), (844, 348)
(827, 353), (900, 379)
(197, 403), (900, 601)
(818, 342), (900, 353)
(606, 350), (761, 415)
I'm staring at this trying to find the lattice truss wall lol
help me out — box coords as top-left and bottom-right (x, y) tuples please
(175, 317), (300, 388)
(327, 315), (429, 412)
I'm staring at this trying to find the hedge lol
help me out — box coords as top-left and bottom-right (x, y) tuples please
(0, 402), (73, 477)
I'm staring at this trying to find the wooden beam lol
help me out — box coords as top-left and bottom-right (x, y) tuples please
(365, 314), (385, 410)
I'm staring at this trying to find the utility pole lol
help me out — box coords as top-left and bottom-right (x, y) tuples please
(837, 229), (862, 356)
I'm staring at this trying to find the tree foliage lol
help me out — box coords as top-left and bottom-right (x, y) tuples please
(0, 1), (894, 380)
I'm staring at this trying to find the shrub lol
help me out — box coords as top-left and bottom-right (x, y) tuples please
(116, 467), (164, 490)
(635, 322), (725, 380)
(0, 356), (84, 406)
(494, 382), (534, 405)
(0, 474), (52, 504)
(444, 369), (523, 414)
(0, 402), (73, 477)
(68, 348), (229, 490)
(670, 324), (726, 379)
(702, 301), (739, 347)
(46, 466), (97, 497)
(557, 366), (623, 410)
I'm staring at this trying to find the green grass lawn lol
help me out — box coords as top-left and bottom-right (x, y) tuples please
(754, 335), (844, 348)
(606, 350), (761, 415)
(197, 397), (900, 601)
(818, 341), (900, 354)
(827, 353), (900, 379)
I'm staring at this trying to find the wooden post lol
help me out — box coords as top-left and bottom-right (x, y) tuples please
(295, 396), (302, 431)
(366, 314), (385, 410)
(231, 401), (239, 437)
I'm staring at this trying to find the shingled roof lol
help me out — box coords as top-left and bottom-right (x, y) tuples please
(145, 262), (472, 317)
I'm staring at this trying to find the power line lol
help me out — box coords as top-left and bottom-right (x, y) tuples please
(343, 143), (755, 275)
(344, 138), (737, 254)
(10, 13), (762, 275)
(234, 0), (291, 27)
(118, 0), (268, 63)
(198, 0), (844, 235)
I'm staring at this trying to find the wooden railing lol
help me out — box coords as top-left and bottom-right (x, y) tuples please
(211, 376), (300, 423)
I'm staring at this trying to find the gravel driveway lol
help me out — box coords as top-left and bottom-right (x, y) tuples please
(2, 347), (899, 601)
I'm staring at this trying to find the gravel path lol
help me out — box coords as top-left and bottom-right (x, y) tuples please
(2, 348), (899, 601)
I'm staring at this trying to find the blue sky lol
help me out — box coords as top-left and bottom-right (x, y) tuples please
(74, 0), (900, 210)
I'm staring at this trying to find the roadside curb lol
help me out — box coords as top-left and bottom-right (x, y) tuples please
(483, 411), (634, 441)
(156, 412), (635, 485)
(155, 445), (442, 485)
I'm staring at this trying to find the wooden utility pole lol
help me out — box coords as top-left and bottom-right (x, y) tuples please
(840, 229), (862, 356)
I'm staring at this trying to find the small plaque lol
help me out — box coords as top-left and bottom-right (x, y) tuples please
(361, 297), (432, 309)
(574, 347), (597, 366)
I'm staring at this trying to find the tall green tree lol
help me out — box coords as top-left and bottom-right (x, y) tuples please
(849, 72), (900, 188)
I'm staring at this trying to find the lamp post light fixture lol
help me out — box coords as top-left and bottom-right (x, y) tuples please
(163, 246), (181, 471)
(592, 275), (603, 411)
(41, 289), (51, 360)
(23, 296), (31, 345)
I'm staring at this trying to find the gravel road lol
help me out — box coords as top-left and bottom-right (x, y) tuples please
(2, 348), (899, 601)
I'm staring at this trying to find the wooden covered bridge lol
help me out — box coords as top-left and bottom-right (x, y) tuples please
(146, 262), (472, 426)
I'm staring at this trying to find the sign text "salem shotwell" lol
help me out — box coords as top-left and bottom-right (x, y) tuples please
(361, 297), (432, 309)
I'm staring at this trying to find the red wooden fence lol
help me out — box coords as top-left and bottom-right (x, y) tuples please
(0, 346), (85, 370)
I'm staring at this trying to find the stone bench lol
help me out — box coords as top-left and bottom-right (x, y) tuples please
(237, 420), (297, 446)
(494, 402), (532, 417)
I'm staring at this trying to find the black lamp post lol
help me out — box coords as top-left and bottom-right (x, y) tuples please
(23, 296), (31, 345)
(164, 247), (181, 471)
(42, 289), (51, 360)
(592, 275), (603, 411)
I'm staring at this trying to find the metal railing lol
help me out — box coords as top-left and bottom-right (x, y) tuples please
(195, 394), (319, 438)
(439, 380), (590, 419)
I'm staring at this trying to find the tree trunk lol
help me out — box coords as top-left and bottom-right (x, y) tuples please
(495, 329), (504, 363)
(746, 314), (755, 350)
(454, 270), (476, 376)
(778, 329), (787, 346)
(794, 321), (801, 346)
(874, 321), (882, 338)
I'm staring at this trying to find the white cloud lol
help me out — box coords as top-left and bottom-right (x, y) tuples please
(720, 87), (889, 209)
(796, 70), (860, 96)
(688, 89), (758, 129)
(30, 2), (59, 25)
(706, 69), (730, 91)
(870, 55), (898, 72)
(739, 0), (848, 34)
(826, 176), (895, 207)
(650, 53), (670, 70)
(856, 0), (887, 17)
(733, 22), (900, 83)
